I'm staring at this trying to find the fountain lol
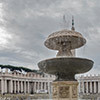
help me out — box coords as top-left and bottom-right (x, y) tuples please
(38, 17), (94, 100)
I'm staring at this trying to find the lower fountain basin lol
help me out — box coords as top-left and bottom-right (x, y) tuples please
(38, 57), (93, 81)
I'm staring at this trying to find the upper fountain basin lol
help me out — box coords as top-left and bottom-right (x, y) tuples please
(45, 29), (86, 50)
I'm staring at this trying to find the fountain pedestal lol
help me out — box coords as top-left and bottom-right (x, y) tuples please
(52, 81), (78, 100)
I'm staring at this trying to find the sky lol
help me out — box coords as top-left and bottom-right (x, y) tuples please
(0, 0), (100, 74)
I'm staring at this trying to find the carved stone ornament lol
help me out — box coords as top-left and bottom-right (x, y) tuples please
(53, 86), (57, 98)
(72, 85), (77, 98)
(59, 86), (70, 98)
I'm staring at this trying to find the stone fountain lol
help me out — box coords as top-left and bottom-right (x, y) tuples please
(38, 17), (94, 100)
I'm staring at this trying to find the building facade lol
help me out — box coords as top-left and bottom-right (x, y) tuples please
(0, 68), (55, 94)
(77, 75), (100, 100)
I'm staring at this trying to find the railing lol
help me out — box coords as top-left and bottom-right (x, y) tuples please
(0, 72), (55, 80)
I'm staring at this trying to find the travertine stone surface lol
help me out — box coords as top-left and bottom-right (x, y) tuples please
(38, 28), (93, 81)
(52, 81), (78, 100)
(38, 57), (93, 81)
(38, 27), (93, 100)
(44, 29), (86, 56)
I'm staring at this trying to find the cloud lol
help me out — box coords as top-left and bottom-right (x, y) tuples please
(0, 0), (99, 74)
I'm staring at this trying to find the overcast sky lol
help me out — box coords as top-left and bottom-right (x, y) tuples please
(0, 0), (100, 74)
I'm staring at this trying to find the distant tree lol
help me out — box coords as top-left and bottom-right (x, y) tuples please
(0, 64), (38, 73)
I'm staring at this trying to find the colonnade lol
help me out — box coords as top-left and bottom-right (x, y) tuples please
(0, 78), (51, 94)
(79, 80), (100, 94)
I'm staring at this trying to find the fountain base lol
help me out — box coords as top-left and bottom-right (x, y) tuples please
(52, 81), (78, 100)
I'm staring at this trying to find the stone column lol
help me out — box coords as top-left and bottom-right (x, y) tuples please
(38, 82), (39, 90)
(48, 82), (49, 90)
(44, 82), (46, 91)
(14, 81), (16, 93)
(41, 82), (42, 90)
(90, 81), (92, 93)
(80, 82), (83, 93)
(52, 81), (78, 100)
(19, 81), (21, 93)
(10, 79), (13, 93)
(43, 82), (44, 90)
(34, 82), (36, 93)
(49, 82), (52, 94)
(18, 81), (19, 93)
(78, 81), (80, 93)
(32, 82), (34, 93)
(4, 79), (7, 93)
(48, 82), (50, 94)
(28, 81), (30, 93)
(98, 81), (100, 93)
(46, 82), (48, 91)
(1, 79), (4, 94)
(21, 81), (23, 93)
(82, 81), (84, 94)
(94, 81), (96, 93)
(24, 81), (26, 94)
(86, 81), (88, 93)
